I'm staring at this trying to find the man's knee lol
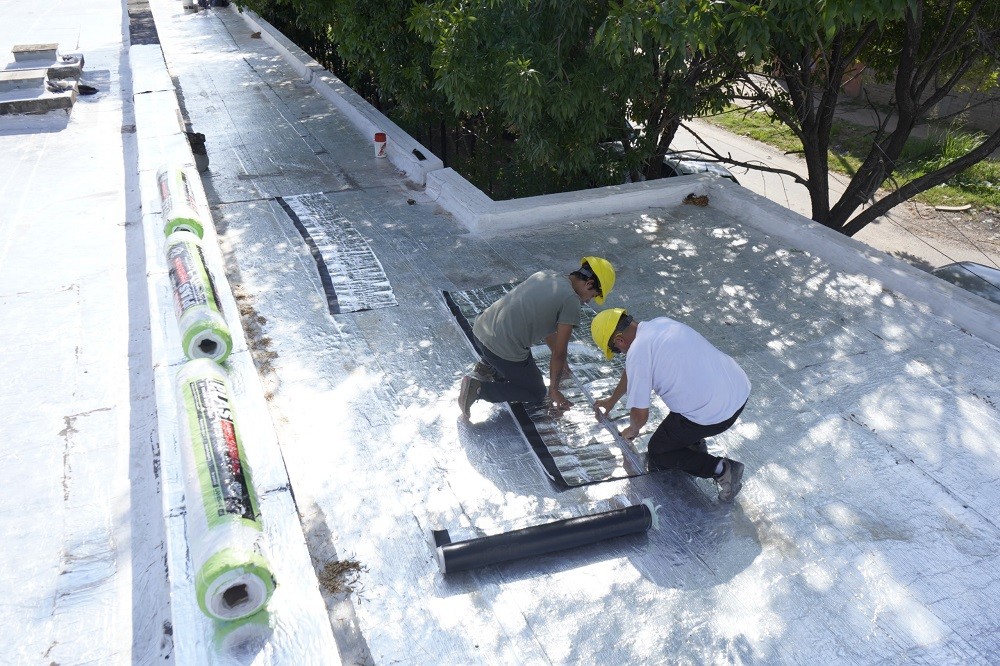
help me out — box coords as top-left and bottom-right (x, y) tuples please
(527, 384), (547, 403)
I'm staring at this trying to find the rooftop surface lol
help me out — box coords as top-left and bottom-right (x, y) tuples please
(2, 1), (1000, 664)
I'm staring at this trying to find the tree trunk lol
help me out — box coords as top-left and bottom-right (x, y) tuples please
(841, 126), (1000, 236)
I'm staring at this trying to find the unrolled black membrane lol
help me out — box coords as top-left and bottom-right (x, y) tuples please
(436, 501), (655, 573)
(277, 192), (398, 314)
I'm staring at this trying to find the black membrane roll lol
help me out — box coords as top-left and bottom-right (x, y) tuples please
(436, 501), (655, 573)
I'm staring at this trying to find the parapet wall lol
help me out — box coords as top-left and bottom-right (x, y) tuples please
(233, 6), (1000, 349)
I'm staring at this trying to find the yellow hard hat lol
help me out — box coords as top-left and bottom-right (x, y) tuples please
(591, 307), (628, 360)
(581, 256), (616, 305)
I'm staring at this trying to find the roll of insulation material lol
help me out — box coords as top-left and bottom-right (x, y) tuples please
(176, 359), (276, 621)
(165, 231), (233, 364)
(213, 610), (272, 654)
(157, 166), (206, 237)
(436, 501), (657, 573)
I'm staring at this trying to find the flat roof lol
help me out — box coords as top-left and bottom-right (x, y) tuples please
(2, 0), (999, 663)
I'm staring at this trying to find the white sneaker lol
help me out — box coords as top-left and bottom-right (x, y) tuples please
(716, 459), (744, 502)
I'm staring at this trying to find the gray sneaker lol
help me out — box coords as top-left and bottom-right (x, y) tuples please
(716, 459), (744, 502)
(458, 375), (481, 420)
(470, 361), (497, 382)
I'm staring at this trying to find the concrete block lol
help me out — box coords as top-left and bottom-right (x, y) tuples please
(0, 90), (75, 115)
(0, 69), (46, 93)
(11, 43), (59, 63)
(3, 54), (82, 80)
(47, 58), (84, 81)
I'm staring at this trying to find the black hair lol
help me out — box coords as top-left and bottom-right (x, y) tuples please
(615, 312), (634, 333)
(571, 262), (601, 295)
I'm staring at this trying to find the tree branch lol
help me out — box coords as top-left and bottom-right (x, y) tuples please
(677, 122), (809, 186)
(842, 126), (1000, 235)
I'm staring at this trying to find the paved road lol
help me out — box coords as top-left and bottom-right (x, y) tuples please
(671, 119), (1000, 273)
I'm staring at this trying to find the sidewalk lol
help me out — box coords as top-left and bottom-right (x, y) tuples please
(672, 120), (1000, 272)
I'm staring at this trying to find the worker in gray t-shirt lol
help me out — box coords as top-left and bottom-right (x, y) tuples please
(459, 257), (616, 419)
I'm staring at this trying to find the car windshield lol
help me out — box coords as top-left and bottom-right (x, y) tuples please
(664, 152), (738, 182)
(932, 262), (1000, 306)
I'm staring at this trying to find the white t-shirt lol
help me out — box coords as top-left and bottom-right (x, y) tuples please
(625, 317), (751, 425)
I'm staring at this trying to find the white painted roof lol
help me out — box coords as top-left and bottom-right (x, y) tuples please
(2, 0), (999, 664)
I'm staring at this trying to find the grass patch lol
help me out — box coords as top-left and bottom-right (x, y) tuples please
(702, 106), (1000, 210)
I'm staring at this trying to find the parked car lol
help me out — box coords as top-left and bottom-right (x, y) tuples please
(931, 261), (1000, 306)
(661, 151), (740, 184)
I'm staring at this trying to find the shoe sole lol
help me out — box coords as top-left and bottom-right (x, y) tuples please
(719, 461), (744, 502)
(458, 376), (478, 419)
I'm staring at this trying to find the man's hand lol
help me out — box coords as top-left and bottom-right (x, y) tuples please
(621, 407), (648, 441)
(547, 388), (572, 412)
(620, 424), (641, 440)
(593, 396), (617, 421)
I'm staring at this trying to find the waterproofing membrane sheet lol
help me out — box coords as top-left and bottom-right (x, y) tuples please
(445, 283), (670, 487)
(278, 192), (397, 314)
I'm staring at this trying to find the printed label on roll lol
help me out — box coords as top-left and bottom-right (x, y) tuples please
(158, 170), (172, 212)
(158, 169), (199, 216)
(157, 166), (205, 238)
(179, 170), (198, 211)
(183, 374), (259, 526)
(166, 236), (221, 318)
(166, 232), (232, 363)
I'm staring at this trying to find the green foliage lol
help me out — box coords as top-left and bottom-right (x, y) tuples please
(412, 1), (626, 180)
(240, 0), (998, 218)
(862, 0), (999, 90)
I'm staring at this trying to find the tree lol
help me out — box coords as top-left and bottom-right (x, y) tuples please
(236, 0), (440, 121)
(410, 0), (748, 188)
(723, 0), (1000, 236)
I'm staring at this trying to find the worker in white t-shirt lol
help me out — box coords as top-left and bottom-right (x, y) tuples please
(590, 308), (751, 502)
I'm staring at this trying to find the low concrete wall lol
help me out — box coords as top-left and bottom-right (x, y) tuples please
(709, 179), (1000, 348)
(426, 167), (710, 236)
(234, 9), (442, 187)
(234, 8), (999, 347)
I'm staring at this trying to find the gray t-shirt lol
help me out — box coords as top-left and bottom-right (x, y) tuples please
(473, 270), (582, 362)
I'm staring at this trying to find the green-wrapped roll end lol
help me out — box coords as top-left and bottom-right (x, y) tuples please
(182, 314), (233, 363)
(164, 215), (205, 239)
(196, 547), (276, 621)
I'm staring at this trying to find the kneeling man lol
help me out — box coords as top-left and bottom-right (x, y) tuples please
(590, 308), (750, 502)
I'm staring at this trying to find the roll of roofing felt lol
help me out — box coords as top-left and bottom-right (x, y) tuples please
(436, 500), (657, 574)
(213, 610), (272, 654)
(176, 359), (275, 621)
(165, 231), (232, 364)
(157, 166), (205, 237)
